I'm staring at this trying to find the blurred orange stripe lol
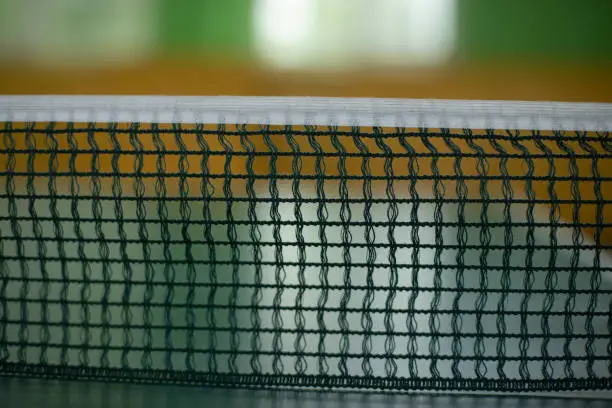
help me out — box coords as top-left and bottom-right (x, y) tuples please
(1, 60), (612, 102)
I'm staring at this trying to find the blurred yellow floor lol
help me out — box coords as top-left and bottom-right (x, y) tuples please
(1, 60), (612, 102)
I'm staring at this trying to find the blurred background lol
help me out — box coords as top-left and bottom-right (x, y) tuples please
(0, 0), (611, 100)
(1, 0), (612, 383)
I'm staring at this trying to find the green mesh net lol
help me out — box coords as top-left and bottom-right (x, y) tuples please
(0, 122), (611, 391)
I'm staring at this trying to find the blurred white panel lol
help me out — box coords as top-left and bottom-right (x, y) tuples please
(253, 0), (317, 69)
(254, 0), (457, 69)
(0, 0), (155, 66)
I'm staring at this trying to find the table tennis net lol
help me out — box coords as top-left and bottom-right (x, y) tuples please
(0, 120), (611, 392)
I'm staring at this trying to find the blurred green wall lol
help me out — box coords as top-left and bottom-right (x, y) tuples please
(457, 0), (612, 61)
(157, 0), (253, 55)
(2, 0), (612, 63)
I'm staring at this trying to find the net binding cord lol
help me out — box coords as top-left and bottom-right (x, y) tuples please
(1, 96), (612, 393)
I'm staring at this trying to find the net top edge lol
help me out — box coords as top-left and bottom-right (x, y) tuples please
(1, 95), (611, 131)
